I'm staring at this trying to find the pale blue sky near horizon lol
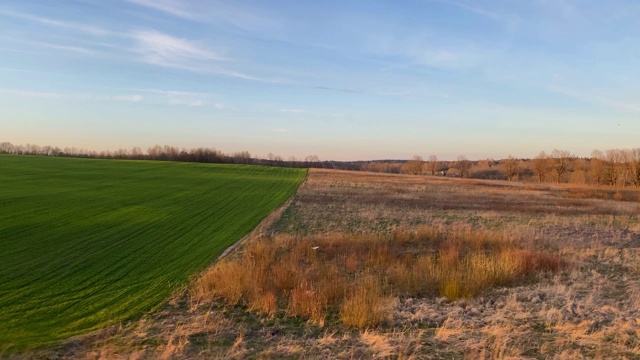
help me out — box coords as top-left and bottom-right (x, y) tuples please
(1, 0), (638, 161)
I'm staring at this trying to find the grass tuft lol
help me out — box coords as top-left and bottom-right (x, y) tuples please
(340, 274), (391, 329)
(192, 226), (565, 328)
(288, 281), (327, 325)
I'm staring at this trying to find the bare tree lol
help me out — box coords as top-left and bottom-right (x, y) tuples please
(590, 150), (605, 186)
(618, 148), (640, 188)
(502, 155), (520, 181)
(0, 142), (14, 153)
(147, 145), (162, 160)
(604, 149), (625, 187)
(130, 147), (143, 159)
(114, 148), (129, 158)
(551, 149), (574, 183)
(267, 153), (283, 162)
(456, 155), (472, 178)
(427, 155), (439, 175)
(402, 155), (424, 175)
(304, 155), (320, 163)
(232, 151), (252, 164)
(532, 151), (550, 182)
(626, 148), (640, 188)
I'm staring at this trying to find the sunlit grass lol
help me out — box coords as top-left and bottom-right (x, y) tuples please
(192, 226), (565, 329)
(0, 155), (306, 351)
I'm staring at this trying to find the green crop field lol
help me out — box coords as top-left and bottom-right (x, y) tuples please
(0, 155), (306, 352)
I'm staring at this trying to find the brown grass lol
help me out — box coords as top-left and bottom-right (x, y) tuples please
(191, 226), (564, 328)
(340, 274), (392, 328)
(288, 281), (327, 325)
(563, 187), (640, 202)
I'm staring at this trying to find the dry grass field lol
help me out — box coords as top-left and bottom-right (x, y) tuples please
(16, 169), (640, 359)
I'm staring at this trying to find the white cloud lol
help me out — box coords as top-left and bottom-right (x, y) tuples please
(0, 88), (63, 99)
(130, 30), (266, 81)
(168, 98), (205, 107)
(279, 108), (305, 114)
(124, 0), (281, 34)
(124, 0), (196, 19)
(36, 42), (96, 55)
(133, 89), (217, 97)
(132, 29), (224, 65)
(0, 89), (142, 103)
(0, 9), (109, 36)
(113, 94), (143, 102)
(121, 88), (229, 107)
(433, 0), (516, 24)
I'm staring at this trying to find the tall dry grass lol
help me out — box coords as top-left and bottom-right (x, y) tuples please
(192, 226), (565, 329)
(340, 274), (392, 328)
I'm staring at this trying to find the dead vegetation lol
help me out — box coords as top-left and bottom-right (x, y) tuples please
(13, 168), (640, 359)
(191, 227), (564, 330)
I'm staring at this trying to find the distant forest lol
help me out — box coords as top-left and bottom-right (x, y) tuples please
(2, 142), (639, 189)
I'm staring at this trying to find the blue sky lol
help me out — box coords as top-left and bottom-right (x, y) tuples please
(1, 0), (639, 160)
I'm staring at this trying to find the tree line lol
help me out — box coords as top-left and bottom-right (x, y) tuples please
(2, 142), (638, 187)
(374, 149), (640, 188)
(0, 142), (364, 170)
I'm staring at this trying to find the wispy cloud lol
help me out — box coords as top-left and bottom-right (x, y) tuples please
(433, 0), (504, 22)
(124, 0), (281, 34)
(124, 0), (196, 19)
(132, 29), (224, 64)
(130, 29), (267, 81)
(0, 88), (63, 99)
(312, 86), (361, 94)
(168, 98), (204, 107)
(279, 108), (305, 114)
(0, 66), (42, 74)
(0, 34), (101, 56)
(360, 31), (487, 71)
(0, 9), (110, 36)
(409, 48), (473, 69)
(548, 85), (640, 113)
(36, 42), (97, 55)
(113, 94), (143, 102)
(132, 89), (216, 97)
(122, 88), (226, 107)
(0, 88), (149, 103)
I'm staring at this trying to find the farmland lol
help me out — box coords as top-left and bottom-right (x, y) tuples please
(36, 168), (640, 359)
(0, 155), (306, 352)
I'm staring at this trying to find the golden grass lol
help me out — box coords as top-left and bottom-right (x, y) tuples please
(287, 281), (327, 325)
(340, 274), (392, 328)
(191, 226), (564, 328)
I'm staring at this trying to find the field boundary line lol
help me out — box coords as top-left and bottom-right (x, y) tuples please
(216, 168), (309, 260)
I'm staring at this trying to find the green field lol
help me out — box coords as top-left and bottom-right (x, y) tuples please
(0, 155), (306, 351)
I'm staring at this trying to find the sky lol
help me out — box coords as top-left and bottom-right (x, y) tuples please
(1, 0), (639, 161)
